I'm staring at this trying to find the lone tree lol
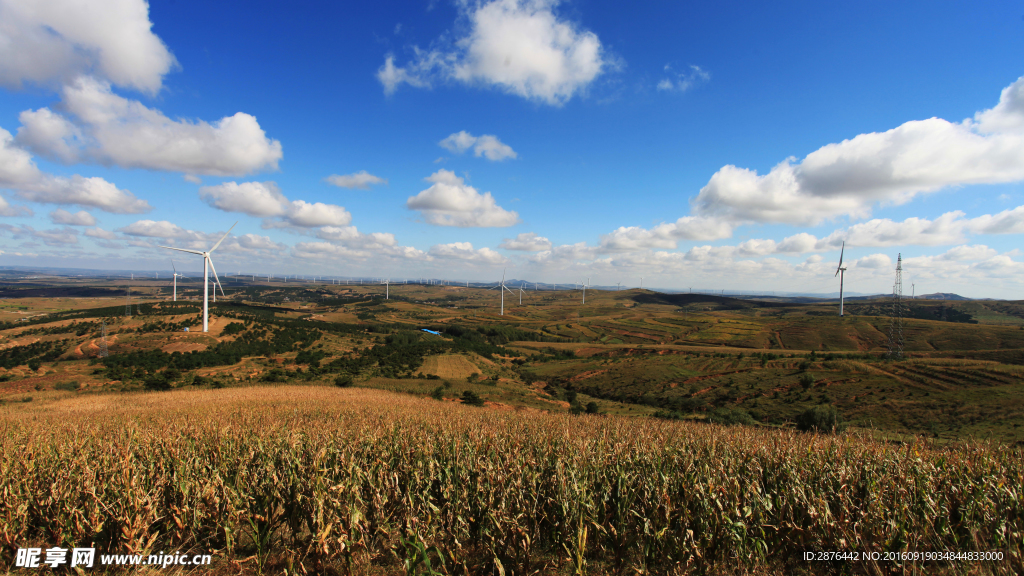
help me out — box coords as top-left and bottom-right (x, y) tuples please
(796, 405), (846, 434)
(461, 390), (484, 406)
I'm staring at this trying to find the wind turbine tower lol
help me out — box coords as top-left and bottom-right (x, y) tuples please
(489, 269), (515, 315)
(835, 241), (847, 317)
(159, 222), (236, 332)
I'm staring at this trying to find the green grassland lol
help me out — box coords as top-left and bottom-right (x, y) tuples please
(1, 277), (1023, 443)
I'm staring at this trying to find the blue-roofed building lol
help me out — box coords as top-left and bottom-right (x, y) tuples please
(421, 329), (440, 336)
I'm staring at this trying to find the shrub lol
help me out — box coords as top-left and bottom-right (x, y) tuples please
(430, 386), (444, 400)
(144, 373), (171, 391)
(461, 390), (484, 406)
(800, 374), (815, 389)
(334, 375), (353, 388)
(796, 405), (846, 433)
(55, 381), (80, 392)
(28, 359), (42, 372)
(263, 368), (288, 383)
(708, 408), (756, 426)
(585, 401), (599, 414)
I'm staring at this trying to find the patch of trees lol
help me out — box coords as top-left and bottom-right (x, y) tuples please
(906, 305), (977, 324)
(100, 323), (323, 378)
(0, 340), (67, 369)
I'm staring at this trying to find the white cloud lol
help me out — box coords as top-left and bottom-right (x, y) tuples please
(84, 227), (116, 240)
(657, 64), (709, 93)
(428, 242), (507, 264)
(119, 219), (188, 239)
(0, 127), (150, 213)
(199, 181), (352, 228)
(292, 240), (427, 262)
(529, 241), (599, 263)
(280, 200), (352, 228)
(0, 223), (78, 246)
(692, 75), (1024, 226)
(851, 253), (891, 269)
(966, 205), (1024, 234)
(49, 208), (96, 226)
(378, 0), (609, 105)
(218, 233), (285, 254)
(16, 77), (282, 176)
(0, 195), (31, 217)
(499, 232), (551, 251)
(407, 169), (520, 227)
(316, 225), (396, 248)
(324, 171), (388, 190)
(200, 181), (288, 218)
(598, 216), (734, 252)
(439, 131), (517, 161)
(0, 0), (176, 94)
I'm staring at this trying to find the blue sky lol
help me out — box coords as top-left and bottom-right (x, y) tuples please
(1, 0), (1023, 298)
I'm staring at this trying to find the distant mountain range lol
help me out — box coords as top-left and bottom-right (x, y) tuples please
(0, 266), (986, 301)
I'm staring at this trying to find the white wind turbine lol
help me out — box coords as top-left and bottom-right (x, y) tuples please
(582, 277), (590, 304)
(170, 261), (188, 302)
(488, 269), (515, 315)
(518, 282), (526, 305)
(381, 278), (390, 299)
(835, 241), (847, 317)
(159, 222), (236, 332)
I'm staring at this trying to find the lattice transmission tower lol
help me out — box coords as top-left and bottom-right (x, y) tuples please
(887, 254), (905, 359)
(99, 319), (109, 358)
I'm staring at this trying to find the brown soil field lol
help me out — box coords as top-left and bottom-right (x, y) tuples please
(420, 354), (482, 378)
(161, 341), (209, 353)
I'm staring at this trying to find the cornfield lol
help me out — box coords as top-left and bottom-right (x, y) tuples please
(1, 386), (1021, 575)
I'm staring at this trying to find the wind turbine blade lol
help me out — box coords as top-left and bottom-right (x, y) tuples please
(503, 285), (515, 295)
(501, 268), (506, 283)
(836, 241), (845, 276)
(208, 256), (225, 297)
(208, 221), (238, 253)
(159, 245), (204, 256)
(171, 260), (176, 273)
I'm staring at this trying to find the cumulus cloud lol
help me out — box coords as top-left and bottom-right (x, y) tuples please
(0, 195), (31, 217)
(439, 131), (517, 161)
(325, 171), (388, 190)
(292, 240), (427, 262)
(199, 181), (352, 228)
(378, 0), (609, 105)
(692, 75), (1024, 226)
(119, 219), (188, 239)
(428, 242), (507, 264)
(0, 0), (176, 94)
(316, 225), (397, 248)
(217, 233), (285, 255)
(49, 208), (96, 226)
(84, 227), (116, 240)
(499, 232), (551, 251)
(529, 241), (599, 264)
(657, 64), (709, 93)
(16, 77), (282, 176)
(0, 127), (150, 213)
(0, 223), (78, 246)
(598, 216), (734, 252)
(407, 169), (520, 227)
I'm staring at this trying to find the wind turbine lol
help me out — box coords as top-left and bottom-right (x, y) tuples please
(159, 222), (236, 332)
(488, 269), (515, 315)
(835, 241), (847, 317)
(381, 278), (390, 299)
(170, 261), (188, 302)
(519, 282), (526, 305)
(582, 278), (589, 304)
